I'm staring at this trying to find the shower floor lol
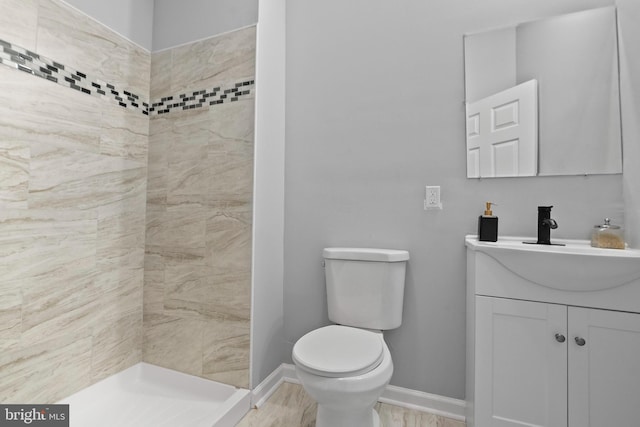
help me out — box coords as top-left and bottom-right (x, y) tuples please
(58, 363), (250, 427)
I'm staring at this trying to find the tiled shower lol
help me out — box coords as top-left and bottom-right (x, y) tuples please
(144, 27), (255, 389)
(0, 0), (255, 402)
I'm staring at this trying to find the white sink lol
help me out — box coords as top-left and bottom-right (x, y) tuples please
(465, 235), (640, 292)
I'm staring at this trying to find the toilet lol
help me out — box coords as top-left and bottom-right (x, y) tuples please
(292, 247), (410, 427)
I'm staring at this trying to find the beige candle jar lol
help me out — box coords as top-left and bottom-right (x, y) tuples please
(591, 218), (625, 249)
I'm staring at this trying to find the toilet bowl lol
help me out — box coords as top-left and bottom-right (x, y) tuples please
(292, 325), (393, 427)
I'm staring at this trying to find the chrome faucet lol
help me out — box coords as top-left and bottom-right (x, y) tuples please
(537, 206), (558, 245)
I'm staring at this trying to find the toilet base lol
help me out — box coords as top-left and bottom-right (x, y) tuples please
(316, 405), (380, 427)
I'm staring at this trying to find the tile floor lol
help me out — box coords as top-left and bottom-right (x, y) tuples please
(236, 382), (466, 427)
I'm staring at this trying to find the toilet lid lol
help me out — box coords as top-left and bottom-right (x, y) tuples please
(292, 325), (384, 378)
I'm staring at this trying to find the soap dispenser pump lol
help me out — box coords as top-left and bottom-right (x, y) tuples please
(478, 202), (498, 242)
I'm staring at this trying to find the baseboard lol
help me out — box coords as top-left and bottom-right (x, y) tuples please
(250, 364), (299, 408)
(379, 385), (466, 421)
(251, 363), (466, 421)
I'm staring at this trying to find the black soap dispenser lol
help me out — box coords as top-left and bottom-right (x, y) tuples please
(478, 202), (498, 242)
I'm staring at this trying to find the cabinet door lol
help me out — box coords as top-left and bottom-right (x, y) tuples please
(476, 297), (567, 427)
(568, 308), (640, 427)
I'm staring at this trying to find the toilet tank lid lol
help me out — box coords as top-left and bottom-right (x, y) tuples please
(323, 247), (410, 262)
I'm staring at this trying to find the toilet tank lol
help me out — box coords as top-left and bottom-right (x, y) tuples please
(323, 248), (410, 330)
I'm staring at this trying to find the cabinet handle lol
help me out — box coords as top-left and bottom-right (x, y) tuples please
(575, 337), (586, 346)
(555, 333), (566, 343)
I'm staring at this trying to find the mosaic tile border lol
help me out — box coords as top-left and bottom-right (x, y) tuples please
(149, 79), (255, 116)
(0, 38), (255, 117)
(0, 38), (149, 114)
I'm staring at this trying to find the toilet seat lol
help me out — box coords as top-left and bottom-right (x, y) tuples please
(292, 325), (384, 378)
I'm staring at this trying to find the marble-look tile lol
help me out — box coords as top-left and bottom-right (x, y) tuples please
(142, 313), (204, 377)
(147, 117), (171, 205)
(207, 98), (256, 146)
(141, 24), (255, 388)
(0, 105), (100, 155)
(28, 143), (128, 192)
(0, 209), (96, 281)
(36, 0), (150, 96)
(96, 193), (145, 298)
(0, 332), (92, 403)
(0, 0), (38, 51)
(150, 50), (172, 100)
(0, 66), (103, 128)
(0, 337), (20, 352)
(97, 206), (146, 271)
(206, 102), (255, 205)
(163, 260), (215, 319)
(28, 143), (147, 210)
(0, 140), (29, 209)
(117, 42), (151, 99)
(166, 139), (208, 206)
(148, 112), (173, 139)
(31, 167), (147, 212)
(98, 178), (147, 211)
(162, 110), (214, 207)
(0, 281), (22, 344)
(162, 255), (249, 318)
(145, 243), (207, 265)
(94, 267), (143, 319)
(90, 311), (142, 384)
(206, 142), (255, 203)
(100, 103), (149, 164)
(10, 75), (146, 211)
(162, 266), (250, 322)
(206, 203), (252, 271)
(20, 271), (99, 345)
(209, 270), (252, 321)
(143, 253), (165, 315)
(145, 204), (207, 252)
(237, 382), (467, 427)
(171, 26), (256, 95)
(202, 318), (250, 388)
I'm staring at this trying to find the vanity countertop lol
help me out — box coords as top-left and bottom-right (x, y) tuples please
(465, 235), (640, 258)
(466, 234), (640, 313)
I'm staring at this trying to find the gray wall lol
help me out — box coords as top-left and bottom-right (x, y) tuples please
(62, 0), (258, 52)
(620, 0), (640, 249)
(153, 0), (258, 51)
(283, 0), (636, 400)
(62, 0), (154, 50)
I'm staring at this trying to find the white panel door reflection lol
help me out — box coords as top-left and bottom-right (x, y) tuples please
(466, 79), (538, 178)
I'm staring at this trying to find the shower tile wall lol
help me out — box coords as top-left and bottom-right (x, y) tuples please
(143, 26), (256, 389)
(0, 0), (149, 403)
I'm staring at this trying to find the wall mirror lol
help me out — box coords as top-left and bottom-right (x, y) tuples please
(464, 6), (622, 178)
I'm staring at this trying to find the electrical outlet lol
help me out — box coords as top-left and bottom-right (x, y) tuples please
(424, 186), (442, 210)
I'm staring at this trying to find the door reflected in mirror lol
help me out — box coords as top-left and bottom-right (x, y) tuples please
(464, 6), (622, 178)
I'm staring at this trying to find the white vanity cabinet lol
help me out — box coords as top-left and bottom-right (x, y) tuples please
(475, 297), (640, 427)
(475, 297), (567, 427)
(465, 236), (640, 427)
(567, 307), (640, 427)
